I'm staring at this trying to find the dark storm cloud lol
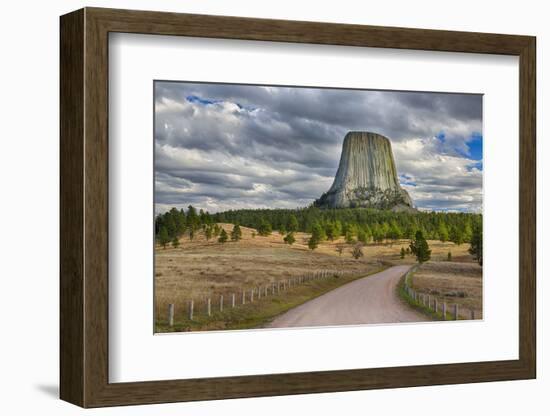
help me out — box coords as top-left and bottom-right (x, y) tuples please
(154, 81), (482, 213)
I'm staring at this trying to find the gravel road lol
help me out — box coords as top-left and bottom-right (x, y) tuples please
(267, 265), (428, 328)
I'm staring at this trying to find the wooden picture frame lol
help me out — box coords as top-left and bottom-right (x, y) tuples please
(60, 7), (536, 408)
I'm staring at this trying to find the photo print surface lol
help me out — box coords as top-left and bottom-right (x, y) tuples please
(154, 81), (483, 333)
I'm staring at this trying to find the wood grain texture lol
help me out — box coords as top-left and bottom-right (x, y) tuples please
(59, 7), (537, 408)
(518, 38), (537, 376)
(59, 8), (84, 406)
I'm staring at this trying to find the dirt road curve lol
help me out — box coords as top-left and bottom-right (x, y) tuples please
(267, 265), (428, 328)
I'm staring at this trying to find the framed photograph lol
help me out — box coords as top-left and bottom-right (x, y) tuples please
(60, 7), (536, 407)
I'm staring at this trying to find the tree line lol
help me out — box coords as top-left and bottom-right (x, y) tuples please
(155, 205), (482, 265)
(211, 206), (480, 245)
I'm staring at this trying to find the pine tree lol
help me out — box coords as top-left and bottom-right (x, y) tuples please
(218, 229), (228, 243)
(345, 230), (356, 244)
(186, 205), (199, 231)
(388, 221), (402, 246)
(449, 226), (464, 246)
(372, 224), (384, 244)
(468, 221), (483, 265)
(438, 221), (449, 242)
(447, 251), (452, 261)
(405, 223), (417, 240)
(258, 218), (272, 236)
(357, 229), (368, 244)
(283, 232), (296, 245)
(158, 226), (169, 249)
(363, 224), (372, 243)
(231, 224), (242, 241)
(308, 235), (319, 251)
(334, 220), (343, 239)
(380, 222), (390, 243)
(307, 224), (324, 251)
(205, 225), (213, 241)
(463, 222), (473, 242)
(325, 222), (337, 241)
(312, 223), (326, 242)
(164, 215), (177, 239)
(410, 230), (431, 263)
(287, 215), (299, 232)
(171, 236), (180, 248)
(174, 208), (186, 236)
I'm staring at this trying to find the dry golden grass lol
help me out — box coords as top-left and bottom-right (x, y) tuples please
(410, 261), (483, 319)
(155, 224), (376, 320)
(154, 223), (479, 322)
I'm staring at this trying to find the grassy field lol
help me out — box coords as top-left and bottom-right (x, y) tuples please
(156, 268), (385, 332)
(406, 261), (483, 319)
(155, 223), (479, 331)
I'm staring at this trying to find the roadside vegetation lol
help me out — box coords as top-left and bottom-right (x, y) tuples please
(398, 262), (482, 320)
(156, 267), (385, 332)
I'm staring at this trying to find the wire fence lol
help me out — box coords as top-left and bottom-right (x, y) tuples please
(403, 266), (476, 320)
(165, 268), (363, 326)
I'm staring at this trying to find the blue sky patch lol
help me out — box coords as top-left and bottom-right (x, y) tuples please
(468, 161), (483, 172)
(467, 132), (483, 160)
(399, 174), (417, 187)
(186, 95), (218, 106)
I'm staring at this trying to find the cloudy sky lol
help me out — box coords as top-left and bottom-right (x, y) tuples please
(154, 81), (482, 214)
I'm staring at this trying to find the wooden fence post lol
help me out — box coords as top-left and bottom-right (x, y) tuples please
(442, 302), (447, 320)
(257, 287), (261, 300)
(220, 295), (224, 312)
(242, 290), (246, 305)
(427, 295), (431, 310)
(168, 304), (174, 327)
(265, 286), (268, 297)
(470, 309), (475, 320)
(454, 304), (459, 320)
(434, 298), (438, 314)
(231, 293), (235, 308)
(207, 298), (211, 316)
(250, 288), (254, 302)
(188, 300), (194, 320)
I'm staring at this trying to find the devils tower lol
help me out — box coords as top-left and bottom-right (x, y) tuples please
(315, 131), (414, 211)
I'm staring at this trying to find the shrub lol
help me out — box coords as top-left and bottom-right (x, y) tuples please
(283, 232), (296, 245)
(218, 229), (228, 243)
